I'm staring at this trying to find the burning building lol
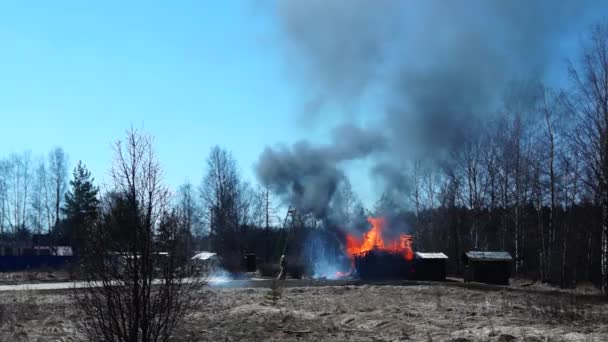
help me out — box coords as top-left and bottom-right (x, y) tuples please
(343, 217), (415, 280)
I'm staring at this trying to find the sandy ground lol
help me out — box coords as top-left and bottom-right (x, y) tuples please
(0, 280), (606, 342)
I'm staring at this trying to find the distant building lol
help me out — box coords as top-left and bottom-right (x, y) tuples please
(192, 251), (219, 274)
(414, 252), (448, 281)
(33, 246), (74, 256)
(462, 251), (512, 285)
(32, 234), (73, 256)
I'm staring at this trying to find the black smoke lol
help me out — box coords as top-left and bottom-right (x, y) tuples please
(255, 124), (386, 218)
(257, 0), (606, 215)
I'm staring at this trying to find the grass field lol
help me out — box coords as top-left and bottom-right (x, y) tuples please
(0, 279), (606, 341)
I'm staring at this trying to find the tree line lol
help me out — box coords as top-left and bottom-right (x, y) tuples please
(1, 23), (608, 299)
(370, 23), (608, 294)
(0, 147), (68, 242)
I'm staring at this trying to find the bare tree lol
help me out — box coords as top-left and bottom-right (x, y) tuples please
(568, 22), (608, 296)
(461, 137), (484, 248)
(199, 146), (245, 265)
(249, 185), (280, 261)
(412, 159), (422, 217)
(330, 180), (362, 226)
(237, 181), (255, 228)
(536, 86), (568, 282)
(76, 128), (203, 342)
(254, 186), (280, 232)
(5, 152), (32, 232)
(0, 159), (8, 235)
(176, 181), (202, 250)
(48, 147), (68, 230)
(29, 160), (48, 235)
(422, 166), (440, 210)
(38, 161), (54, 233)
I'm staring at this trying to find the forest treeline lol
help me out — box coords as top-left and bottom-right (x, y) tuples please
(0, 22), (608, 296)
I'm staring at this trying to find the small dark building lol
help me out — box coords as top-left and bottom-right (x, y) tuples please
(244, 253), (257, 272)
(414, 252), (448, 281)
(462, 251), (512, 285)
(354, 250), (415, 280)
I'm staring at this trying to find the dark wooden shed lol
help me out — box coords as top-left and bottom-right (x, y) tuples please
(462, 251), (512, 285)
(354, 250), (415, 280)
(414, 252), (448, 281)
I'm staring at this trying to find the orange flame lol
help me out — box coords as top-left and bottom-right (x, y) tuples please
(344, 216), (414, 261)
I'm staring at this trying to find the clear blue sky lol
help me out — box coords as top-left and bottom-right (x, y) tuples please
(0, 1), (310, 194)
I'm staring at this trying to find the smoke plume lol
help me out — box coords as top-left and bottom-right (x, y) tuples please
(255, 124), (386, 218)
(257, 0), (606, 215)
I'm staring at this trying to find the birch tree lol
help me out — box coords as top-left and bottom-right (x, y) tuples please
(568, 22), (608, 296)
(48, 147), (68, 230)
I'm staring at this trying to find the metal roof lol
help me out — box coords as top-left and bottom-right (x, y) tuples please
(192, 252), (217, 261)
(464, 251), (512, 261)
(415, 252), (448, 259)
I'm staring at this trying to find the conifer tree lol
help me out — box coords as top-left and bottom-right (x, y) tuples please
(61, 161), (99, 253)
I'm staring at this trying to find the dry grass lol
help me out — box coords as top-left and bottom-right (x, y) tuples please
(0, 281), (605, 341)
(0, 290), (84, 342)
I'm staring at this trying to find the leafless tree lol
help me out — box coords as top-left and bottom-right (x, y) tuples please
(75, 128), (204, 342)
(535, 86), (568, 281)
(422, 166), (440, 210)
(5, 152), (32, 232)
(37, 160), (55, 233)
(0, 159), (8, 235)
(237, 181), (254, 227)
(249, 185), (280, 261)
(199, 146), (246, 266)
(176, 181), (202, 250)
(567, 22), (608, 296)
(460, 137), (485, 249)
(48, 147), (68, 230)
(249, 185), (268, 230)
(412, 159), (422, 217)
(331, 180), (363, 226)
(29, 159), (48, 235)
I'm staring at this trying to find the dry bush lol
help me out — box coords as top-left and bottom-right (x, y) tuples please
(264, 280), (283, 306)
(533, 294), (588, 322)
(74, 128), (205, 342)
(16, 290), (41, 321)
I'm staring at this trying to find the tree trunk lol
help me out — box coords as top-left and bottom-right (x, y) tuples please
(561, 223), (569, 288)
(602, 195), (608, 296)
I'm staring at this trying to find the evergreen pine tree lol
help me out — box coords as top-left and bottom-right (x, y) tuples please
(61, 161), (99, 254)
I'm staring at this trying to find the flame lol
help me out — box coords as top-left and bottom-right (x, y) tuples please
(344, 216), (414, 261)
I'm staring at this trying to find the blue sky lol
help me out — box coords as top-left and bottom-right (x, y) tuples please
(0, 1), (605, 209)
(0, 1), (310, 193)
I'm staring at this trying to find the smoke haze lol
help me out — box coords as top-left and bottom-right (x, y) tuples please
(256, 0), (607, 216)
(255, 124), (386, 218)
